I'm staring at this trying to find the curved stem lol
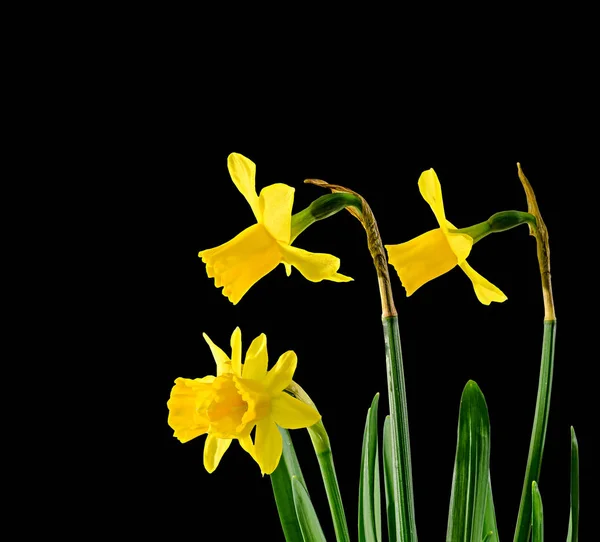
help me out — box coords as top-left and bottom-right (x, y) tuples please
(304, 179), (417, 541)
(513, 321), (556, 542)
(513, 164), (557, 542)
(288, 382), (351, 542)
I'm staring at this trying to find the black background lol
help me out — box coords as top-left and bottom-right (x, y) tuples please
(27, 10), (596, 540)
(138, 119), (591, 540)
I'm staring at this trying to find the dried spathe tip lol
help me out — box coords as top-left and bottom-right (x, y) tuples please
(517, 163), (545, 238)
(516, 163), (555, 321)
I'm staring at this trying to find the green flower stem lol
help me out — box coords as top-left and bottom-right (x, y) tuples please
(291, 193), (363, 242)
(514, 321), (556, 542)
(301, 178), (417, 541)
(383, 315), (417, 541)
(288, 382), (351, 542)
(352, 191), (417, 541)
(450, 210), (536, 244)
(308, 422), (351, 542)
(514, 164), (556, 542)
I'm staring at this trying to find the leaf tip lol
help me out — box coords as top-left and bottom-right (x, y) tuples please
(570, 426), (579, 449)
(463, 379), (483, 396)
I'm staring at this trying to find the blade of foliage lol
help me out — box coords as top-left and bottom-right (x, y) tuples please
(531, 482), (544, 542)
(292, 476), (327, 542)
(358, 393), (381, 542)
(567, 426), (579, 542)
(271, 428), (307, 542)
(374, 437), (382, 542)
(382, 416), (397, 542)
(482, 472), (500, 542)
(446, 380), (491, 542)
(514, 320), (556, 542)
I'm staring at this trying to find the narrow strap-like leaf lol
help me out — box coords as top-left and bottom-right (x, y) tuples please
(271, 428), (308, 542)
(382, 416), (397, 542)
(531, 482), (544, 542)
(292, 476), (327, 542)
(446, 380), (491, 542)
(374, 427), (382, 542)
(567, 426), (579, 542)
(482, 472), (500, 541)
(358, 393), (381, 542)
(514, 320), (556, 542)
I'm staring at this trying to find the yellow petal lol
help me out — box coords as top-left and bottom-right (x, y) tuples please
(230, 327), (242, 377)
(458, 260), (508, 305)
(258, 183), (294, 244)
(199, 224), (282, 305)
(203, 434), (232, 473)
(386, 229), (458, 296)
(418, 169), (447, 228)
(167, 377), (213, 443)
(227, 153), (261, 222)
(283, 262), (292, 276)
(235, 376), (271, 427)
(238, 425), (256, 461)
(271, 392), (321, 429)
(243, 333), (268, 381)
(279, 244), (353, 283)
(203, 332), (231, 376)
(264, 351), (297, 393)
(418, 169), (473, 262)
(255, 417), (283, 475)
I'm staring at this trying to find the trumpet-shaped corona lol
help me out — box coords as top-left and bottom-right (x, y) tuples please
(385, 169), (507, 305)
(167, 327), (321, 475)
(199, 153), (352, 304)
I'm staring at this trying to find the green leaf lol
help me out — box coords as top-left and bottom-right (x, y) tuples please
(514, 320), (556, 542)
(292, 476), (327, 542)
(270, 428), (307, 542)
(567, 426), (579, 542)
(482, 472), (499, 542)
(382, 416), (397, 542)
(358, 393), (381, 542)
(374, 437), (382, 542)
(531, 482), (544, 542)
(446, 380), (491, 542)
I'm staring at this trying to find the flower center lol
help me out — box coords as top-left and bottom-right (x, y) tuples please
(206, 374), (248, 437)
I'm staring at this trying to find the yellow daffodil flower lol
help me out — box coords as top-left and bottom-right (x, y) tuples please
(385, 169), (507, 305)
(167, 327), (321, 475)
(199, 153), (352, 304)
